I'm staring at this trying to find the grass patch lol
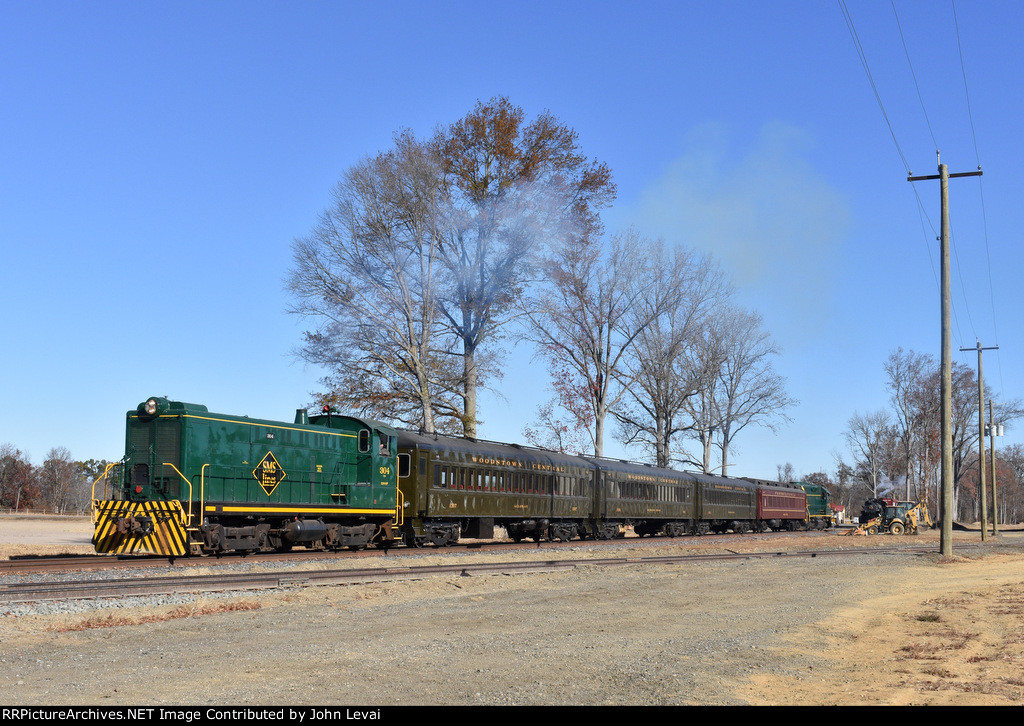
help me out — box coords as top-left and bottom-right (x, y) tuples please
(901, 642), (941, 659)
(940, 631), (980, 651)
(46, 600), (262, 632)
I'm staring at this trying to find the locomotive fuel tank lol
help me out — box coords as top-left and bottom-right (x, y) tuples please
(281, 519), (328, 543)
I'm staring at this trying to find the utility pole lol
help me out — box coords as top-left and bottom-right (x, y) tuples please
(908, 155), (982, 557)
(988, 400), (1004, 536)
(961, 341), (997, 542)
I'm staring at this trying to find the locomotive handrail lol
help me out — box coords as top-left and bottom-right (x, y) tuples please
(200, 463), (209, 530)
(161, 463), (194, 527)
(90, 462), (122, 523)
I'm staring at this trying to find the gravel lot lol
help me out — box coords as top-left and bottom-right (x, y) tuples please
(2, 516), (1024, 706)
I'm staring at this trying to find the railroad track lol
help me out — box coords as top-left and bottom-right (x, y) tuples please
(1, 541), (1008, 605)
(0, 527), (851, 576)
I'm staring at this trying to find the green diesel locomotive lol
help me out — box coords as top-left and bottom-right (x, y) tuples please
(91, 397), (402, 556)
(798, 480), (836, 529)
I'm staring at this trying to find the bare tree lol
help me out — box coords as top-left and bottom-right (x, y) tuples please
(41, 447), (87, 514)
(612, 245), (727, 468)
(948, 361), (979, 515)
(841, 351), (1023, 522)
(714, 307), (796, 475)
(945, 362), (1024, 518)
(844, 410), (894, 498)
(831, 454), (866, 519)
(288, 131), (460, 432)
(674, 304), (793, 474)
(521, 229), (678, 457)
(677, 313), (730, 473)
(79, 458), (114, 509)
(997, 444), (1024, 525)
(884, 347), (931, 499)
(909, 360), (1022, 517)
(522, 399), (592, 455)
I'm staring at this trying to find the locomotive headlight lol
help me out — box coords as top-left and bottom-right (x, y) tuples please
(145, 398), (159, 415)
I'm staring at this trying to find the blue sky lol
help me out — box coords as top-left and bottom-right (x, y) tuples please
(1, 0), (1020, 482)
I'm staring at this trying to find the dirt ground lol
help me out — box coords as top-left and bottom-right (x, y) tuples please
(743, 549), (1024, 705)
(2, 515), (1023, 705)
(0, 515), (96, 552)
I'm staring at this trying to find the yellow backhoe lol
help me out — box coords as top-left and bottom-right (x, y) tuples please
(846, 499), (933, 536)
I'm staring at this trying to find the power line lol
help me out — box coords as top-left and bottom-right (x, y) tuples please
(912, 187), (938, 285)
(888, 1), (1001, 389)
(891, 0), (938, 150)
(888, 2), (965, 346)
(952, 0), (981, 165)
(949, 222), (976, 340)
(908, 171), (972, 352)
(842, 1), (1002, 390)
(951, 0), (1003, 393)
(838, 0), (911, 174)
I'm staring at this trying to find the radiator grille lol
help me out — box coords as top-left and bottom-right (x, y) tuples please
(127, 418), (181, 490)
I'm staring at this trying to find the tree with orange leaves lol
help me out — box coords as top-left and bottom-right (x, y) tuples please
(434, 97), (615, 437)
(289, 99), (614, 436)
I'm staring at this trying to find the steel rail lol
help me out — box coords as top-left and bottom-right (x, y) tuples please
(5, 527), (1021, 577)
(0, 528), (869, 575)
(2, 542), (1004, 605)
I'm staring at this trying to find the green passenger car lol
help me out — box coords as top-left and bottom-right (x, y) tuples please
(396, 430), (596, 546)
(596, 459), (697, 538)
(694, 474), (760, 534)
(395, 431), (783, 543)
(92, 397), (401, 556)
